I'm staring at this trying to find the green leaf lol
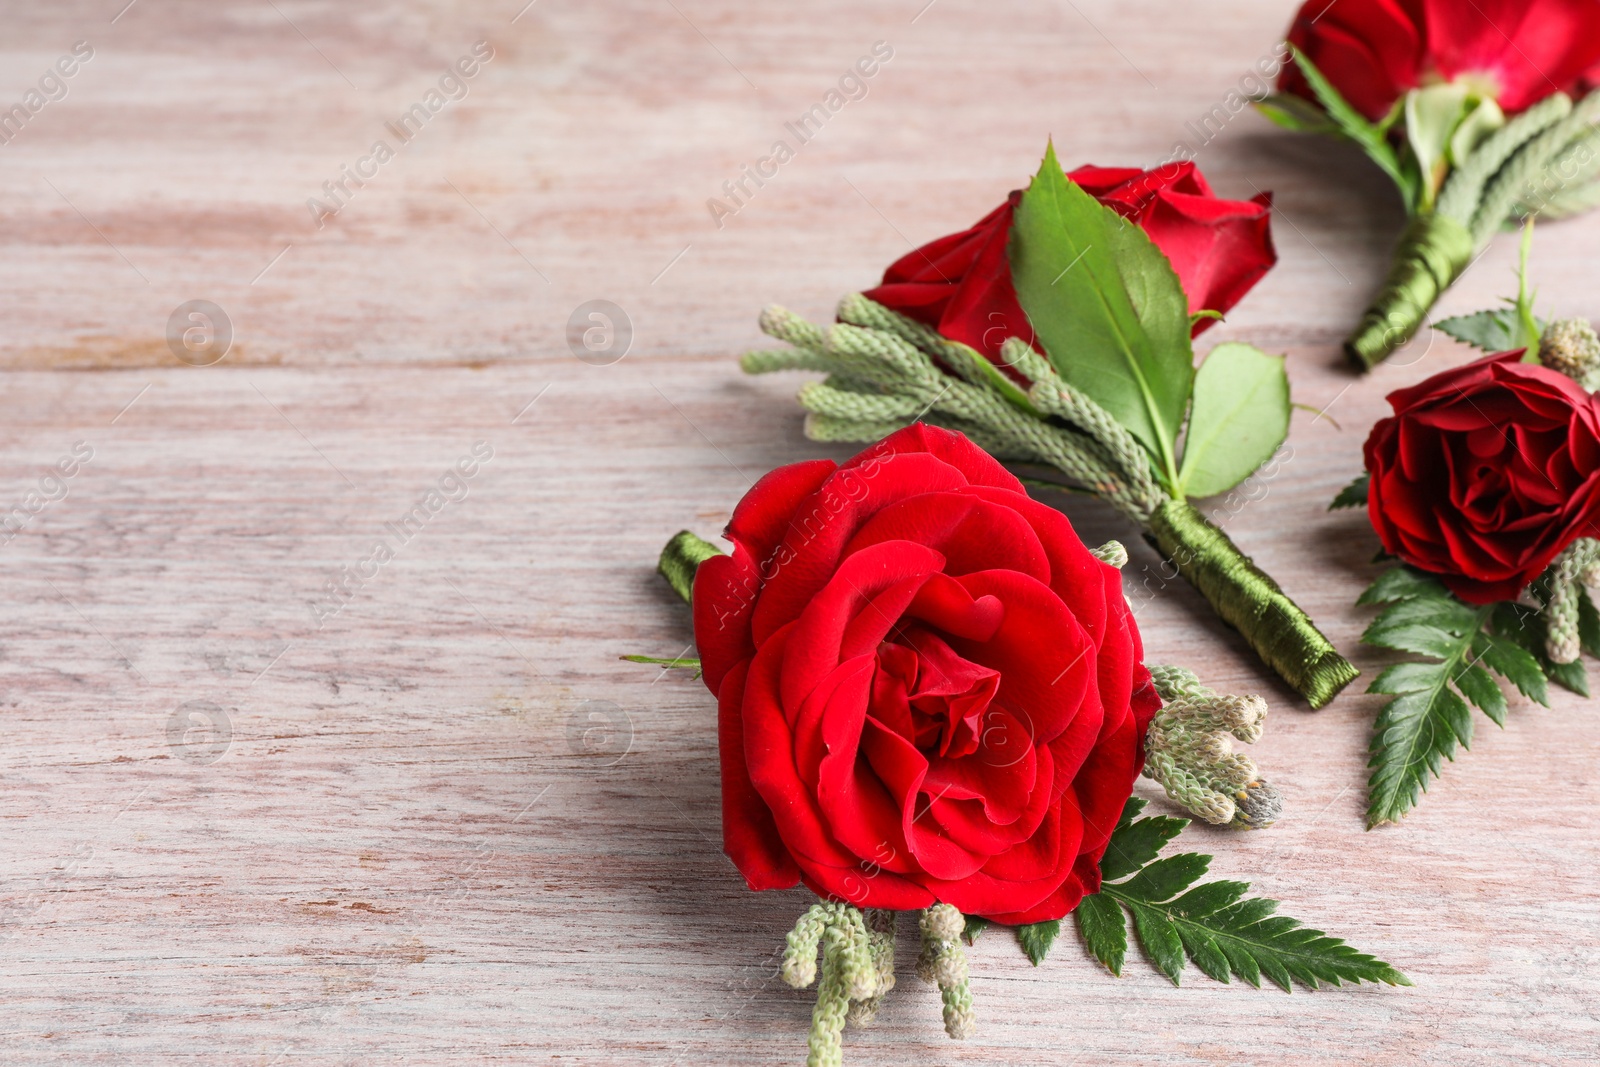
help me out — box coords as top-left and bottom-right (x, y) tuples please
(1176, 343), (1291, 498)
(1098, 812), (1188, 882)
(961, 916), (989, 945)
(1448, 95), (1505, 166)
(1073, 799), (1409, 989)
(1489, 602), (1584, 698)
(1435, 308), (1545, 352)
(1356, 565), (1444, 606)
(1010, 141), (1194, 488)
(1579, 588), (1600, 660)
(1355, 565), (1573, 825)
(1074, 891), (1127, 975)
(1116, 853), (1209, 902)
(1127, 901), (1186, 983)
(1189, 309), (1225, 329)
(1329, 473), (1370, 511)
(1018, 920), (1061, 966)
(1473, 628), (1549, 706)
(1255, 93), (1337, 133)
(1289, 46), (1420, 210)
(1404, 84), (1473, 211)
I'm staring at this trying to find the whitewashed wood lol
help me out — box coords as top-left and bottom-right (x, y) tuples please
(1, 1), (1598, 1063)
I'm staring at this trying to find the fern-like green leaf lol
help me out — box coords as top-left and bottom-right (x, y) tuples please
(1490, 602), (1583, 698)
(1356, 565), (1564, 826)
(1018, 920), (1061, 966)
(1329, 473), (1370, 511)
(1074, 799), (1410, 990)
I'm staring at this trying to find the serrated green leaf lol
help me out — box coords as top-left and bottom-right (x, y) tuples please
(1073, 892), (1127, 976)
(1330, 473), (1370, 511)
(1357, 566), (1444, 606)
(1452, 660), (1508, 725)
(1489, 600), (1587, 697)
(1289, 46), (1419, 209)
(1360, 581), (1501, 826)
(1473, 629), (1549, 706)
(1362, 595), (1481, 657)
(1010, 141), (1193, 488)
(961, 916), (989, 945)
(1116, 853), (1210, 903)
(1085, 799), (1409, 989)
(1169, 880), (1249, 921)
(1177, 343), (1291, 498)
(1116, 796), (1149, 828)
(1098, 813), (1189, 882)
(1435, 308), (1544, 352)
(1127, 901), (1186, 983)
(1175, 924), (1232, 984)
(1018, 919), (1061, 966)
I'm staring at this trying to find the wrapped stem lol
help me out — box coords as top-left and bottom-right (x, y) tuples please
(1343, 212), (1475, 370)
(1146, 499), (1358, 709)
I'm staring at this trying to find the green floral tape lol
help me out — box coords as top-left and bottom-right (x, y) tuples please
(1344, 212), (1475, 371)
(658, 529), (723, 604)
(1146, 499), (1358, 709)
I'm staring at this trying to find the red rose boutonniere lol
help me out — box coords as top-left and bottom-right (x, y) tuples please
(744, 142), (1358, 708)
(1263, 0), (1600, 368)
(633, 426), (1407, 1064)
(1336, 235), (1600, 825)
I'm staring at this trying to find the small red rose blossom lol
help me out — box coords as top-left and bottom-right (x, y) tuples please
(1280, 0), (1600, 121)
(693, 424), (1160, 923)
(861, 162), (1275, 363)
(1364, 350), (1600, 603)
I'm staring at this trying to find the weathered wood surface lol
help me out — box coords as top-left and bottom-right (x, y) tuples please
(2, 1), (1597, 1063)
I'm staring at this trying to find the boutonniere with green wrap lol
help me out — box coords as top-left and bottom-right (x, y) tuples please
(743, 142), (1357, 709)
(1261, 0), (1600, 369)
(631, 424), (1406, 1066)
(1333, 232), (1600, 826)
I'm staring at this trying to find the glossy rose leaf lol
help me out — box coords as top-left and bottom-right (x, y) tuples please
(1176, 342), (1291, 499)
(1010, 141), (1193, 487)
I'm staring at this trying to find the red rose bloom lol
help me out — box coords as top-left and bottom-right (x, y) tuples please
(694, 424), (1159, 923)
(1281, 0), (1600, 121)
(862, 163), (1276, 363)
(1364, 350), (1600, 603)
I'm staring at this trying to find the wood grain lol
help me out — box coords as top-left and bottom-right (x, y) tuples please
(2, 1), (1597, 1063)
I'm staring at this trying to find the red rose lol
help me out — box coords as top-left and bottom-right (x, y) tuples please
(694, 424), (1159, 923)
(861, 162), (1276, 363)
(1281, 0), (1600, 121)
(1364, 350), (1600, 603)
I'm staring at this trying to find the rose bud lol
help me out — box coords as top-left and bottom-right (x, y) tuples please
(861, 162), (1275, 364)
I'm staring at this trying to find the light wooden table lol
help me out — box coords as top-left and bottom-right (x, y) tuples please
(3, 1), (1597, 1063)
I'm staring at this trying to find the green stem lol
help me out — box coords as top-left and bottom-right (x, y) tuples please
(1344, 212), (1476, 371)
(1145, 499), (1358, 709)
(658, 530), (723, 604)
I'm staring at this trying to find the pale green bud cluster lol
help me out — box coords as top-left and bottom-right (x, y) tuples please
(916, 904), (975, 1040)
(1540, 318), (1600, 392)
(1144, 665), (1281, 829)
(782, 900), (973, 1063)
(746, 297), (1165, 524)
(1539, 538), (1600, 664)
